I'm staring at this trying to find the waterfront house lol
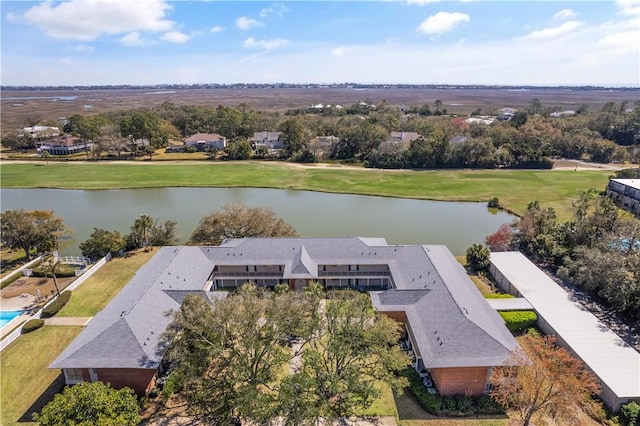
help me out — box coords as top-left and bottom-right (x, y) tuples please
(185, 133), (227, 150)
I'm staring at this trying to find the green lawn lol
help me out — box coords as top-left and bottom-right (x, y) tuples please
(57, 249), (156, 317)
(361, 381), (399, 417)
(0, 162), (611, 220)
(0, 326), (83, 426)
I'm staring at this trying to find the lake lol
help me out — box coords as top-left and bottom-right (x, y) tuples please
(0, 188), (515, 256)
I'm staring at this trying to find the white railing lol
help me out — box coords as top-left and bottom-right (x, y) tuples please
(0, 253), (111, 352)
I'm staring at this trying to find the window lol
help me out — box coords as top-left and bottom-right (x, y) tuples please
(65, 368), (84, 383)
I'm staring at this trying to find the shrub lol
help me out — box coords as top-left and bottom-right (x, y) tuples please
(466, 244), (490, 271)
(499, 311), (538, 333)
(42, 290), (72, 318)
(488, 197), (501, 208)
(485, 293), (515, 299)
(621, 401), (640, 426)
(399, 367), (441, 414)
(22, 319), (45, 333)
(1, 272), (23, 289)
(161, 371), (184, 401)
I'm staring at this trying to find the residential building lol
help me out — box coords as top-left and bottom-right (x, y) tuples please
(389, 132), (421, 144)
(497, 108), (517, 121)
(37, 135), (92, 156)
(550, 110), (576, 118)
(50, 237), (518, 397)
(606, 179), (640, 217)
(185, 133), (227, 150)
(253, 131), (283, 149)
(21, 125), (60, 139)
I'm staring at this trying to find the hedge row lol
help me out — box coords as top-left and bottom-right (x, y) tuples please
(398, 367), (504, 417)
(499, 311), (538, 333)
(22, 319), (45, 334)
(42, 290), (72, 318)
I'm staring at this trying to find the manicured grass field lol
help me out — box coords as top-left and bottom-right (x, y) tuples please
(57, 249), (156, 317)
(0, 326), (82, 426)
(0, 162), (611, 220)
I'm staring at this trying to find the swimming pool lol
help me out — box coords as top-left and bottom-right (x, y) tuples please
(0, 310), (24, 328)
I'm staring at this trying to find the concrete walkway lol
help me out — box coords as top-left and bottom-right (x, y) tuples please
(44, 317), (92, 326)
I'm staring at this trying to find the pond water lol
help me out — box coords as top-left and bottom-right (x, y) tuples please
(0, 188), (515, 256)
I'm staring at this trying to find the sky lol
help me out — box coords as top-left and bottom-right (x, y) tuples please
(1, 0), (639, 87)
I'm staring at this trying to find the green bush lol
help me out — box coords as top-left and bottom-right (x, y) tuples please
(466, 244), (490, 271)
(499, 311), (538, 333)
(1, 272), (23, 289)
(399, 367), (441, 415)
(485, 293), (515, 299)
(621, 401), (640, 426)
(488, 197), (501, 209)
(22, 318), (45, 333)
(42, 290), (72, 318)
(161, 371), (184, 401)
(32, 264), (77, 278)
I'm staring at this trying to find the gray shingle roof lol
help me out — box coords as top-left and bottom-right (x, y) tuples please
(51, 237), (517, 372)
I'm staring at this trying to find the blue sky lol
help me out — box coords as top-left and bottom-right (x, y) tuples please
(1, 1), (638, 86)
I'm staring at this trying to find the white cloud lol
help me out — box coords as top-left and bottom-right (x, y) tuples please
(59, 57), (75, 65)
(243, 37), (288, 50)
(161, 31), (190, 44)
(417, 12), (470, 35)
(553, 9), (576, 21)
(6, 12), (17, 22)
(597, 29), (640, 55)
(67, 44), (95, 53)
(236, 16), (263, 30)
(331, 46), (354, 57)
(616, 0), (640, 16)
(407, 0), (440, 5)
(120, 32), (150, 47)
(521, 21), (582, 40)
(210, 25), (225, 33)
(259, 3), (289, 18)
(22, 0), (174, 41)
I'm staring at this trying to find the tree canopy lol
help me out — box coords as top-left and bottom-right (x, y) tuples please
(162, 284), (409, 425)
(0, 209), (73, 260)
(490, 333), (599, 426)
(79, 228), (127, 259)
(189, 204), (297, 246)
(32, 381), (140, 426)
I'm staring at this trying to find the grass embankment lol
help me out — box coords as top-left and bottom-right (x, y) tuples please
(0, 326), (82, 426)
(0, 162), (610, 220)
(57, 249), (156, 317)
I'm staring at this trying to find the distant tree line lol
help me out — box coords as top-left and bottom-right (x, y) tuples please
(2, 98), (638, 168)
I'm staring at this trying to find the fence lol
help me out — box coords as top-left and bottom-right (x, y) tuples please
(0, 253), (112, 352)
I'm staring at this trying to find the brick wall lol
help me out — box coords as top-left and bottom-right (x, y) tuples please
(94, 368), (157, 395)
(430, 366), (488, 396)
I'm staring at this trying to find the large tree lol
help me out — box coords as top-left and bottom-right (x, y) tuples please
(32, 381), (140, 426)
(0, 210), (73, 260)
(163, 285), (408, 425)
(163, 285), (314, 424)
(189, 204), (297, 246)
(79, 228), (127, 259)
(281, 291), (409, 424)
(490, 333), (599, 426)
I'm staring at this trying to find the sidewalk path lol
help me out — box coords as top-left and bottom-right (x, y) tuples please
(44, 317), (92, 326)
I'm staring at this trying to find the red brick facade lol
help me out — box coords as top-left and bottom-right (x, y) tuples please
(77, 368), (157, 395)
(430, 366), (489, 396)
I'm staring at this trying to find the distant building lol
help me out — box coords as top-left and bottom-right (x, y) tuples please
(550, 110), (576, 118)
(497, 108), (517, 121)
(185, 133), (226, 150)
(253, 131), (284, 150)
(37, 135), (92, 155)
(465, 117), (494, 125)
(606, 179), (640, 217)
(21, 125), (60, 139)
(389, 131), (421, 144)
